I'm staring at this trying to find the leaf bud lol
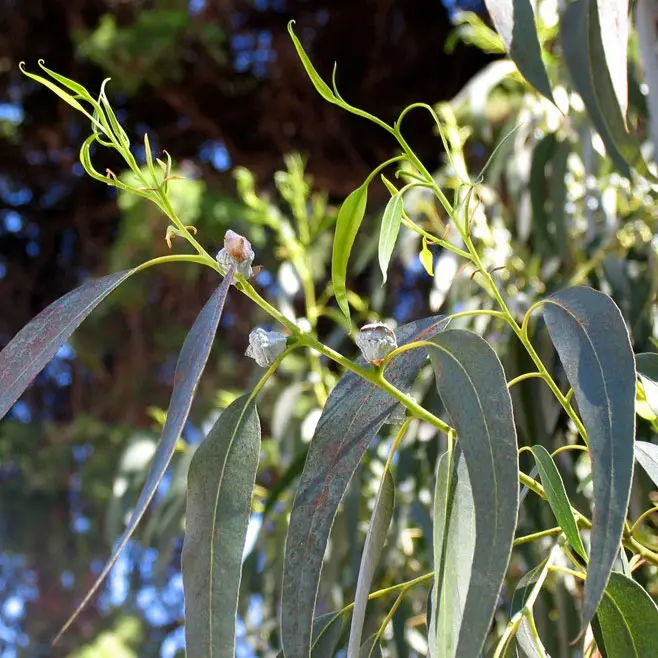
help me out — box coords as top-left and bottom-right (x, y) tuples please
(245, 328), (287, 367)
(355, 322), (398, 366)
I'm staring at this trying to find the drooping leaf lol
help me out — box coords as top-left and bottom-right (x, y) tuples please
(595, 0), (629, 123)
(378, 193), (404, 285)
(635, 353), (658, 417)
(312, 612), (345, 658)
(560, 0), (650, 179)
(347, 470), (395, 658)
(510, 564), (552, 658)
(542, 286), (636, 631)
(635, 441), (658, 488)
(529, 132), (558, 254)
(0, 269), (136, 421)
(428, 448), (475, 658)
(332, 182), (369, 322)
(281, 314), (448, 658)
(182, 394), (260, 658)
(591, 572), (658, 657)
(483, 0), (555, 103)
(419, 238), (434, 277)
(54, 266), (235, 643)
(527, 445), (586, 560)
(428, 330), (519, 658)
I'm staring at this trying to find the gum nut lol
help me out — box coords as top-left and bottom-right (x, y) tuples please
(355, 322), (398, 365)
(224, 230), (254, 264)
(245, 328), (287, 367)
(216, 248), (254, 281)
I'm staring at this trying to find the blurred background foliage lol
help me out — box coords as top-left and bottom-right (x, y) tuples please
(2, 0), (658, 656)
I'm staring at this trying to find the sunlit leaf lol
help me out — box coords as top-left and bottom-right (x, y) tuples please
(54, 265), (235, 643)
(347, 470), (395, 658)
(428, 448), (475, 658)
(560, 0), (651, 179)
(527, 445), (586, 559)
(182, 394), (261, 658)
(332, 183), (369, 322)
(591, 572), (658, 657)
(635, 441), (658, 488)
(510, 564), (551, 658)
(288, 21), (337, 104)
(281, 315), (448, 658)
(378, 193), (403, 285)
(635, 353), (658, 417)
(428, 330), (518, 657)
(0, 269), (136, 422)
(542, 286), (636, 632)
(420, 238), (434, 277)
(483, 0), (555, 104)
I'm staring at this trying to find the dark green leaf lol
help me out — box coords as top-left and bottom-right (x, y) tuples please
(55, 267), (235, 643)
(182, 394), (260, 658)
(312, 612), (344, 658)
(378, 193), (403, 285)
(281, 315), (448, 658)
(527, 445), (586, 559)
(635, 353), (658, 416)
(560, 0), (650, 179)
(348, 470), (395, 657)
(591, 572), (658, 657)
(0, 269), (136, 421)
(483, 0), (555, 103)
(635, 441), (658, 487)
(332, 183), (369, 322)
(529, 133), (558, 254)
(428, 448), (475, 658)
(428, 330), (519, 657)
(542, 286), (636, 631)
(287, 21), (337, 104)
(548, 139), (571, 265)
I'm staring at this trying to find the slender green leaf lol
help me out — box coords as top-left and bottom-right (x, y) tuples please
(542, 286), (636, 631)
(548, 139), (571, 265)
(420, 239), (434, 277)
(182, 394), (260, 658)
(527, 445), (586, 559)
(510, 564), (551, 658)
(635, 441), (658, 487)
(596, 0), (629, 123)
(429, 448), (475, 658)
(281, 315), (448, 658)
(347, 470), (395, 658)
(287, 21), (337, 104)
(0, 269), (136, 421)
(55, 266), (235, 643)
(560, 0), (651, 179)
(378, 194), (404, 285)
(483, 0), (555, 103)
(332, 183), (369, 322)
(591, 572), (658, 657)
(428, 330), (519, 658)
(635, 353), (658, 416)
(529, 133), (558, 254)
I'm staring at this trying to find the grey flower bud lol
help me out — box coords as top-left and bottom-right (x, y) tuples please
(355, 322), (398, 365)
(216, 230), (255, 282)
(245, 328), (287, 367)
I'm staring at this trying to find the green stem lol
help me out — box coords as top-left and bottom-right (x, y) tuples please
(513, 526), (563, 547)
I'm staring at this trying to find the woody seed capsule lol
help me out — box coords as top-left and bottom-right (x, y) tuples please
(216, 229), (255, 282)
(245, 328), (287, 367)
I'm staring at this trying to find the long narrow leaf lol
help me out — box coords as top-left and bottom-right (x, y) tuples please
(635, 353), (658, 416)
(332, 183), (369, 323)
(347, 470), (395, 658)
(54, 265), (235, 643)
(428, 330), (519, 658)
(527, 445), (586, 560)
(0, 269), (136, 421)
(635, 441), (658, 487)
(182, 394), (261, 658)
(429, 448), (475, 658)
(591, 572), (658, 657)
(281, 314), (448, 658)
(542, 286), (635, 632)
(483, 0), (555, 104)
(378, 193), (403, 285)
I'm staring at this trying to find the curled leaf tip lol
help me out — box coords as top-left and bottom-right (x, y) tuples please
(355, 322), (397, 365)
